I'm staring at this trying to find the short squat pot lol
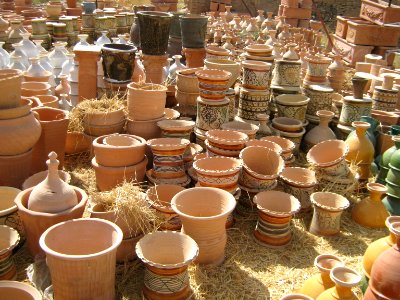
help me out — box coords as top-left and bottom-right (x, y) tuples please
(101, 43), (137, 83)
(204, 59), (240, 88)
(196, 97), (229, 131)
(0, 281), (42, 299)
(0, 226), (19, 280)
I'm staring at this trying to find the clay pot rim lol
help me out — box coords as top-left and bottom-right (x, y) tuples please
(241, 59), (271, 70)
(205, 45), (230, 55)
(157, 119), (195, 131)
(275, 94), (310, 106)
(261, 136), (295, 153)
(205, 140), (240, 157)
(306, 140), (348, 167)
(279, 167), (317, 187)
(204, 58), (239, 67)
(0, 69), (23, 81)
(245, 140), (283, 155)
(206, 129), (249, 145)
(127, 82), (168, 92)
(35, 94), (58, 104)
(279, 294), (313, 300)
(163, 108), (180, 120)
(0, 186), (21, 215)
(91, 155), (148, 171)
(101, 43), (137, 52)
(387, 216), (400, 230)
(316, 110), (334, 119)
(136, 231), (199, 269)
(93, 134), (146, 151)
(330, 266), (361, 288)
(253, 190), (301, 217)
(146, 184), (186, 212)
(243, 44), (273, 53)
(314, 254), (344, 273)
(22, 170), (71, 190)
(136, 11), (173, 18)
(21, 81), (51, 90)
(0, 98), (32, 120)
(176, 67), (203, 78)
(240, 146), (284, 179)
(389, 221), (400, 236)
(310, 192), (350, 212)
(39, 218), (123, 259)
(366, 182), (388, 194)
(147, 138), (190, 150)
(0, 225), (20, 254)
(196, 68), (232, 81)
(272, 117), (304, 132)
(221, 121), (259, 135)
(351, 121), (371, 130)
(103, 134), (139, 147)
(0, 281), (42, 299)
(193, 156), (242, 175)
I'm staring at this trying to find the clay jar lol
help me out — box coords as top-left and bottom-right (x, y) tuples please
(0, 226), (19, 280)
(101, 43), (137, 83)
(180, 15), (208, 49)
(204, 58), (240, 88)
(241, 60), (271, 90)
(0, 69), (23, 109)
(253, 190), (301, 248)
(39, 218), (123, 300)
(205, 129), (249, 157)
(193, 156), (242, 193)
(171, 187), (236, 266)
(0, 281), (42, 299)
(127, 82), (167, 121)
(303, 110), (336, 151)
(280, 167), (317, 212)
(300, 254), (344, 299)
(309, 192), (350, 236)
(195, 69), (231, 101)
(239, 146), (284, 191)
(275, 94), (310, 123)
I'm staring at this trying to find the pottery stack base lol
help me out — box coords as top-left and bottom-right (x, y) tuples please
(142, 54), (168, 84)
(182, 47), (206, 68)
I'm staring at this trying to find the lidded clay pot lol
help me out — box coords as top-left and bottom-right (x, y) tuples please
(28, 152), (78, 213)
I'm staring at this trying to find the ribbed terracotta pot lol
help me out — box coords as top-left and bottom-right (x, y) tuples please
(0, 149), (33, 188)
(0, 226), (19, 280)
(31, 107), (69, 174)
(171, 187), (236, 266)
(39, 218), (123, 300)
(0, 281), (42, 299)
(83, 108), (125, 137)
(136, 231), (199, 299)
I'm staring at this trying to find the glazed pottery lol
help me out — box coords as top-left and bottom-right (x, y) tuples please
(303, 54), (331, 87)
(193, 156), (241, 193)
(316, 267), (361, 300)
(241, 60), (271, 90)
(0, 69), (23, 109)
(92, 156), (148, 191)
(137, 11), (172, 55)
(196, 97), (229, 130)
(0, 187), (24, 243)
(15, 186), (87, 256)
(280, 167), (317, 212)
(239, 146), (284, 191)
(0, 281), (42, 299)
(28, 152), (77, 213)
(180, 15), (208, 48)
(204, 59), (240, 88)
(299, 254), (344, 299)
(275, 94), (310, 122)
(303, 110), (336, 151)
(171, 187), (236, 265)
(261, 136), (295, 163)
(272, 59), (302, 87)
(195, 69), (231, 101)
(0, 226), (19, 280)
(39, 218), (122, 300)
(127, 82), (167, 121)
(238, 87), (270, 121)
(310, 192), (350, 236)
(206, 129), (249, 151)
(345, 121), (374, 181)
(101, 43), (136, 83)
(352, 183), (389, 228)
(339, 96), (373, 127)
(146, 184), (185, 230)
(253, 190), (301, 248)
(136, 231), (198, 299)
(304, 85), (334, 120)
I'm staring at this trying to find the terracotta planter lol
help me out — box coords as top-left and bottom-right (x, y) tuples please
(101, 43), (137, 83)
(275, 94), (310, 123)
(31, 107), (68, 174)
(180, 15), (208, 49)
(0, 98), (33, 120)
(317, 267), (361, 300)
(222, 121), (259, 140)
(91, 156), (148, 191)
(136, 231), (198, 299)
(171, 187), (236, 265)
(303, 54), (331, 87)
(272, 60), (302, 87)
(21, 82), (51, 97)
(205, 46), (230, 60)
(83, 108), (125, 137)
(93, 134), (146, 167)
(65, 132), (91, 155)
(22, 170), (70, 190)
(261, 136), (295, 163)
(196, 69), (231, 101)
(126, 116), (164, 140)
(309, 192), (350, 236)
(39, 218), (123, 300)
(206, 129), (249, 151)
(0, 187), (24, 245)
(339, 95), (373, 128)
(272, 117), (303, 133)
(0, 69), (23, 109)
(0, 149), (33, 188)
(0, 226), (19, 280)
(0, 281), (42, 299)
(176, 67), (200, 93)
(193, 156), (241, 193)
(280, 167), (317, 212)
(253, 190), (301, 248)
(360, 0), (400, 26)
(246, 139), (283, 155)
(157, 119), (195, 140)
(35, 95), (58, 108)
(204, 59), (240, 88)
(182, 47), (206, 68)
(241, 60), (271, 90)
(238, 87), (270, 121)
(15, 186), (87, 257)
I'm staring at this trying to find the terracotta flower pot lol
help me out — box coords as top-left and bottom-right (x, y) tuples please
(65, 132), (91, 155)
(196, 97), (230, 131)
(91, 156), (148, 191)
(193, 156), (241, 193)
(239, 146), (284, 191)
(22, 170), (70, 190)
(0, 98), (33, 120)
(0, 69), (23, 109)
(146, 184), (185, 230)
(310, 192), (349, 236)
(0, 187), (24, 245)
(253, 190), (301, 248)
(0, 281), (42, 299)
(280, 167), (317, 212)
(0, 149), (33, 188)
(35, 95), (59, 108)
(206, 129), (249, 151)
(272, 117), (304, 133)
(126, 116), (164, 140)
(0, 226), (19, 280)
(157, 119), (195, 140)
(93, 134), (146, 167)
(39, 218), (123, 300)
(246, 139), (283, 155)
(275, 94), (310, 123)
(299, 254), (344, 299)
(31, 107), (68, 174)
(195, 69), (231, 101)
(171, 187), (236, 266)
(204, 58), (240, 88)
(101, 43), (137, 83)
(221, 121), (259, 140)
(14, 186), (88, 257)
(176, 68), (201, 93)
(21, 82), (51, 97)
(83, 108), (125, 137)
(136, 231), (199, 299)
(261, 136), (295, 163)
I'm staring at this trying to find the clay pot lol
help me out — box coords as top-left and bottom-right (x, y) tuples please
(35, 95), (58, 108)
(0, 98), (32, 120)
(182, 47), (206, 68)
(171, 187), (236, 265)
(65, 132), (91, 155)
(272, 117), (304, 133)
(246, 139), (283, 155)
(303, 110), (336, 151)
(101, 43), (137, 83)
(176, 67), (200, 93)
(221, 121), (259, 140)
(310, 192), (350, 236)
(126, 116), (164, 140)
(195, 69), (231, 101)
(15, 186), (88, 257)
(253, 190), (301, 248)
(352, 76), (369, 99)
(0, 226), (19, 280)
(0, 281), (42, 299)
(280, 295), (313, 300)
(196, 97), (230, 131)
(31, 107), (69, 174)
(93, 134), (146, 167)
(83, 108), (125, 137)
(300, 254), (344, 299)
(241, 60), (271, 90)
(239, 146), (284, 191)
(180, 15), (208, 49)
(157, 119), (195, 140)
(205, 46), (230, 60)
(275, 94), (310, 122)
(136, 231), (199, 299)
(280, 167), (317, 212)
(91, 156), (148, 191)
(21, 82), (51, 97)
(204, 59), (240, 88)
(238, 87), (270, 121)
(261, 136), (295, 163)
(0, 69), (23, 109)
(206, 129), (249, 151)
(22, 170), (70, 190)
(0, 150), (33, 188)
(193, 156), (241, 193)
(0, 187), (24, 244)
(39, 218), (123, 300)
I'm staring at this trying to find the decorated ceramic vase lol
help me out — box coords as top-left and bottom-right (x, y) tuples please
(241, 60), (271, 90)
(304, 84), (334, 122)
(275, 94), (310, 123)
(238, 87), (270, 121)
(196, 97), (229, 131)
(101, 43), (137, 83)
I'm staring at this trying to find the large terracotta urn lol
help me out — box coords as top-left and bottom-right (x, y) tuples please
(171, 187), (236, 266)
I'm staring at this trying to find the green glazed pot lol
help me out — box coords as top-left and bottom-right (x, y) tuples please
(376, 164), (389, 185)
(388, 137), (400, 170)
(386, 179), (400, 199)
(386, 164), (400, 184)
(383, 194), (400, 215)
(381, 137), (400, 168)
(180, 14), (208, 49)
(169, 12), (185, 38)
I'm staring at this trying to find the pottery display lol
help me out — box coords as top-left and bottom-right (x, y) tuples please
(303, 54), (331, 87)
(180, 15), (208, 49)
(253, 190), (300, 248)
(171, 187), (236, 265)
(101, 43), (136, 83)
(0, 225), (19, 280)
(275, 94), (310, 123)
(0, 281), (42, 299)
(310, 192), (350, 236)
(372, 74), (400, 112)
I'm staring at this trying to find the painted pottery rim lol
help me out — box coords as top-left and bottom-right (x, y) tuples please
(206, 129), (249, 145)
(0, 186), (21, 215)
(195, 68), (232, 80)
(279, 167), (317, 188)
(147, 138), (190, 150)
(253, 190), (301, 217)
(240, 146), (284, 179)
(205, 140), (240, 157)
(204, 58), (240, 67)
(314, 254), (344, 273)
(245, 140), (283, 155)
(275, 94), (310, 106)
(0, 281), (42, 299)
(193, 156), (242, 175)
(310, 192), (350, 212)
(93, 134), (146, 150)
(135, 231), (199, 269)
(221, 121), (259, 135)
(241, 60), (272, 70)
(0, 225), (20, 255)
(306, 140), (349, 167)
(330, 266), (361, 288)
(261, 136), (295, 153)
(366, 182), (387, 194)
(157, 119), (195, 131)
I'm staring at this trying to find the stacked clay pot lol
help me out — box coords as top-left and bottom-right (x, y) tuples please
(271, 116), (306, 154)
(0, 69), (42, 188)
(175, 68), (201, 118)
(92, 134), (148, 191)
(126, 82), (167, 140)
(205, 129), (249, 158)
(83, 107), (125, 140)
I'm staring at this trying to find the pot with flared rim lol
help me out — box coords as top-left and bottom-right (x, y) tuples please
(206, 129), (249, 150)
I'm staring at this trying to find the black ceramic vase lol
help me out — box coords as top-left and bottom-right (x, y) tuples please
(101, 43), (137, 83)
(180, 14), (208, 48)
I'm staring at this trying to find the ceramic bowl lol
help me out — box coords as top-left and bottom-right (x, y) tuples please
(245, 139), (283, 156)
(244, 44), (273, 57)
(0, 98), (32, 120)
(272, 117), (304, 133)
(195, 69), (231, 101)
(206, 129), (249, 151)
(205, 140), (241, 157)
(221, 121), (259, 139)
(204, 58), (240, 88)
(260, 136), (295, 160)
